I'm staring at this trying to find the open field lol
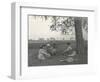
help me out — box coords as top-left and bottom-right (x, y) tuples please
(28, 40), (88, 66)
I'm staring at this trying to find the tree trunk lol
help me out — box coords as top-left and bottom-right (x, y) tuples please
(74, 17), (85, 63)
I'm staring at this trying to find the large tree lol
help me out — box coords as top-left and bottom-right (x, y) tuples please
(74, 17), (85, 63)
(50, 16), (87, 63)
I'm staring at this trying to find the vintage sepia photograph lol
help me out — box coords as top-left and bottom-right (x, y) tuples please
(28, 15), (88, 66)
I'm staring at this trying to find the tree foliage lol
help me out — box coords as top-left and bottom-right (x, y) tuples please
(50, 16), (75, 35)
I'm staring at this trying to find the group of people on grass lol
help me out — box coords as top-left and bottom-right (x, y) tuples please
(38, 42), (76, 62)
(38, 42), (56, 60)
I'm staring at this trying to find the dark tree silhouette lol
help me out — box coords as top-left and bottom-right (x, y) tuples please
(74, 17), (86, 63)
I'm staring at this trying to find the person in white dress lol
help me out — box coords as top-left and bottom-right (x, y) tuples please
(38, 44), (51, 60)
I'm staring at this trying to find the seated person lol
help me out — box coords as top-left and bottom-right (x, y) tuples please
(62, 42), (73, 56)
(38, 44), (51, 60)
(52, 43), (57, 55)
(60, 43), (77, 63)
(46, 43), (57, 56)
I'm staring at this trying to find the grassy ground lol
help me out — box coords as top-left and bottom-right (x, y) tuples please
(28, 40), (88, 66)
